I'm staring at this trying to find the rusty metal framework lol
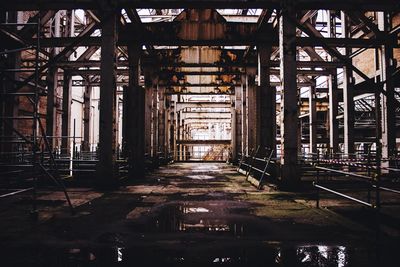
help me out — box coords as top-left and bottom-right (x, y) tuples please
(0, 1), (399, 192)
(0, 15), (73, 213)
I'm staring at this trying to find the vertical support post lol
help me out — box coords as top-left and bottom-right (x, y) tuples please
(122, 85), (128, 157)
(97, 9), (117, 186)
(158, 86), (166, 160)
(327, 10), (339, 153)
(176, 108), (181, 161)
(82, 84), (91, 151)
(241, 76), (248, 155)
(378, 12), (396, 169)
(45, 67), (58, 149)
(231, 97), (237, 162)
(309, 82), (317, 154)
(152, 83), (159, 162)
(279, 1), (299, 189)
(46, 11), (61, 149)
(144, 70), (153, 159)
(246, 72), (257, 152)
(127, 44), (144, 178)
(234, 84), (243, 160)
(61, 72), (72, 155)
(1, 11), (20, 153)
(258, 44), (275, 157)
(341, 12), (355, 156)
(173, 97), (178, 161)
(167, 96), (172, 159)
(328, 74), (339, 153)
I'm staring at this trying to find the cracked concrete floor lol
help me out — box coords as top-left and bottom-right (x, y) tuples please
(0, 163), (398, 266)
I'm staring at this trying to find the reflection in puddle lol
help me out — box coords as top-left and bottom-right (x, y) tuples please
(2, 244), (391, 266)
(276, 246), (349, 267)
(183, 207), (209, 213)
(187, 175), (215, 180)
(145, 203), (245, 237)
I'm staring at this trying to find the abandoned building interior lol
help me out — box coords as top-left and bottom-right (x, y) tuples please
(0, 0), (400, 266)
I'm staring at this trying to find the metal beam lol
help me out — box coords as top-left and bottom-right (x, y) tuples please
(180, 112), (231, 119)
(31, 35), (396, 48)
(176, 102), (231, 111)
(1, 0), (397, 11)
(176, 139), (231, 145)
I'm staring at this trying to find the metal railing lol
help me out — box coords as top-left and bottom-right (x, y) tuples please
(237, 147), (275, 190)
(307, 151), (400, 211)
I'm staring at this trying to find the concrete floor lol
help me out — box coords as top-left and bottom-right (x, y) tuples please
(0, 163), (398, 266)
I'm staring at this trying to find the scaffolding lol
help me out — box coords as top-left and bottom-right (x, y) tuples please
(0, 16), (73, 214)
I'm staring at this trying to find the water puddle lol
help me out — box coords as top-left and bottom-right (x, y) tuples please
(1, 243), (394, 266)
(130, 202), (249, 237)
(186, 175), (215, 180)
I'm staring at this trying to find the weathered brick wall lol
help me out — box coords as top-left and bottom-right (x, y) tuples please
(393, 14), (400, 66)
(352, 48), (376, 84)
(353, 13), (400, 84)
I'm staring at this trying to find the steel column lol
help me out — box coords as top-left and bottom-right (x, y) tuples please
(234, 84), (243, 160)
(61, 72), (72, 154)
(378, 12), (396, 165)
(328, 74), (339, 152)
(241, 76), (248, 155)
(128, 44), (145, 178)
(246, 73), (257, 152)
(341, 11), (355, 156)
(82, 84), (91, 151)
(258, 44), (275, 156)
(144, 69), (153, 158)
(309, 83), (317, 154)
(279, 2), (300, 189)
(97, 9), (118, 186)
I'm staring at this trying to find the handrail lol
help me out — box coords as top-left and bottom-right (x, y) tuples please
(314, 166), (371, 181)
(236, 148), (274, 190)
(314, 183), (374, 208)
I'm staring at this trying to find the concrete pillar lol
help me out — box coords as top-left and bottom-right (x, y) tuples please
(97, 9), (117, 186)
(246, 73), (257, 153)
(61, 72), (72, 154)
(341, 12), (355, 156)
(158, 86), (166, 159)
(168, 99), (173, 159)
(234, 84), (243, 159)
(179, 117), (184, 161)
(152, 84), (159, 160)
(241, 76), (248, 155)
(127, 44), (145, 178)
(122, 85), (128, 157)
(231, 97), (237, 161)
(378, 12), (396, 163)
(258, 45), (275, 156)
(279, 2), (299, 189)
(144, 70), (153, 158)
(82, 84), (91, 151)
(328, 74), (339, 153)
(166, 95), (172, 158)
(173, 98), (178, 160)
(309, 83), (317, 154)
